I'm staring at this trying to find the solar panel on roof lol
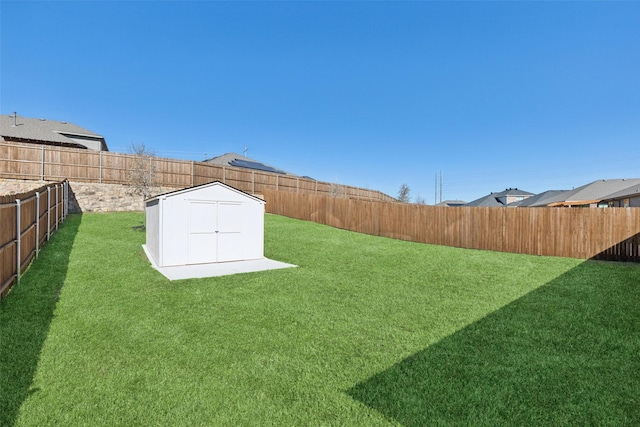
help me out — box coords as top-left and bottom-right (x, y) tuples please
(229, 159), (286, 175)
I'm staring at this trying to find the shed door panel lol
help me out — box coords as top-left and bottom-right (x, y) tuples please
(217, 202), (244, 262)
(188, 202), (218, 264)
(218, 202), (243, 232)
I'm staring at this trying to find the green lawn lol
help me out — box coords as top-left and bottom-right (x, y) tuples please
(1, 212), (639, 426)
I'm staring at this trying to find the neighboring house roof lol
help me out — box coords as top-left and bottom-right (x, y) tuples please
(493, 188), (534, 198)
(598, 182), (640, 202)
(465, 188), (534, 207)
(203, 152), (294, 176)
(464, 193), (505, 207)
(509, 190), (568, 207)
(547, 179), (640, 207)
(435, 200), (467, 207)
(0, 113), (108, 151)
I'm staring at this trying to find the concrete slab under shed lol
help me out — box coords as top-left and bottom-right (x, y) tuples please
(142, 245), (296, 281)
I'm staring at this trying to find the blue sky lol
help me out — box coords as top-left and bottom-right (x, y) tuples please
(2, 1), (639, 203)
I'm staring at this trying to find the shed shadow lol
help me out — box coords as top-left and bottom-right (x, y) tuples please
(0, 214), (82, 427)
(347, 260), (640, 426)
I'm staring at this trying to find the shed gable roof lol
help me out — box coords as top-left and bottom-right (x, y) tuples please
(145, 181), (265, 204)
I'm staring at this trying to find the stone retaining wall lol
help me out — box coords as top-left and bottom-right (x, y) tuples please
(0, 178), (52, 195)
(68, 182), (175, 213)
(1, 179), (175, 213)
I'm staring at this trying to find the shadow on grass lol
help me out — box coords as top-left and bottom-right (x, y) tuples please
(591, 231), (640, 263)
(347, 260), (640, 426)
(0, 214), (82, 427)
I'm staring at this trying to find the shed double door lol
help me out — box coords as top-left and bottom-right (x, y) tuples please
(188, 201), (243, 264)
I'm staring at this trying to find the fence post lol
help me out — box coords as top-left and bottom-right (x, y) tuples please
(55, 184), (59, 231)
(191, 161), (194, 187)
(41, 145), (45, 180)
(223, 166), (226, 184)
(63, 181), (68, 218)
(35, 191), (40, 257)
(99, 151), (103, 184)
(47, 187), (51, 241)
(297, 178), (299, 193)
(276, 175), (279, 191)
(16, 199), (21, 285)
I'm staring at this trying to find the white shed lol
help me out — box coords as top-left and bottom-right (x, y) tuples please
(144, 181), (266, 269)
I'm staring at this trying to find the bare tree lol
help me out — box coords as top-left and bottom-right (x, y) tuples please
(398, 183), (411, 203)
(128, 142), (156, 200)
(329, 180), (345, 198)
(414, 194), (426, 205)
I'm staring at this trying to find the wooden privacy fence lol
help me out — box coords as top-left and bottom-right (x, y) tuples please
(263, 190), (640, 262)
(0, 181), (67, 299)
(0, 142), (395, 202)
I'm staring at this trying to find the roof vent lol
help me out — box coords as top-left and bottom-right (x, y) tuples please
(12, 112), (17, 127)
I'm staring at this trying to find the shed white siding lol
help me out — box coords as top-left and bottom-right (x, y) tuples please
(145, 182), (265, 268)
(145, 199), (160, 263)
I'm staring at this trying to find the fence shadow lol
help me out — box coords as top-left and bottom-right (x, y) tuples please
(591, 231), (640, 263)
(0, 214), (82, 427)
(347, 260), (640, 426)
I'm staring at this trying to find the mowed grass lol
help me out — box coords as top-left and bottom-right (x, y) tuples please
(1, 212), (639, 426)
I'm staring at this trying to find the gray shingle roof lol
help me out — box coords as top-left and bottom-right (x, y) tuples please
(465, 188), (534, 207)
(464, 193), (506, 207)
(203, 152), (296, 176)
(599, 182), (640, 201)
(548, 179), (640, 206)
(1, 114), (107, 150)
(435, 200), (467, 207)
(509, 190), (568, 207)
(493, 188), (534, 197)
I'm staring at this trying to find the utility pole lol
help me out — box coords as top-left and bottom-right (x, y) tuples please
(440, 170), (443, 203)
(435, 173), (438, 204)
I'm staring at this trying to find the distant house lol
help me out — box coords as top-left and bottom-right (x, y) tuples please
(601, 183), (640, 208)
(203, 152), (295, 176)
(1, 113), (108, 151)
(464, 188), (534, 207)
(546, 179), (640, 208)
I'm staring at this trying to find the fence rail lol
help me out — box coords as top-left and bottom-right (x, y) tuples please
(0, 142), (395, 202)
(262, 190), (640, 262)
(0, 181), (67, 299)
